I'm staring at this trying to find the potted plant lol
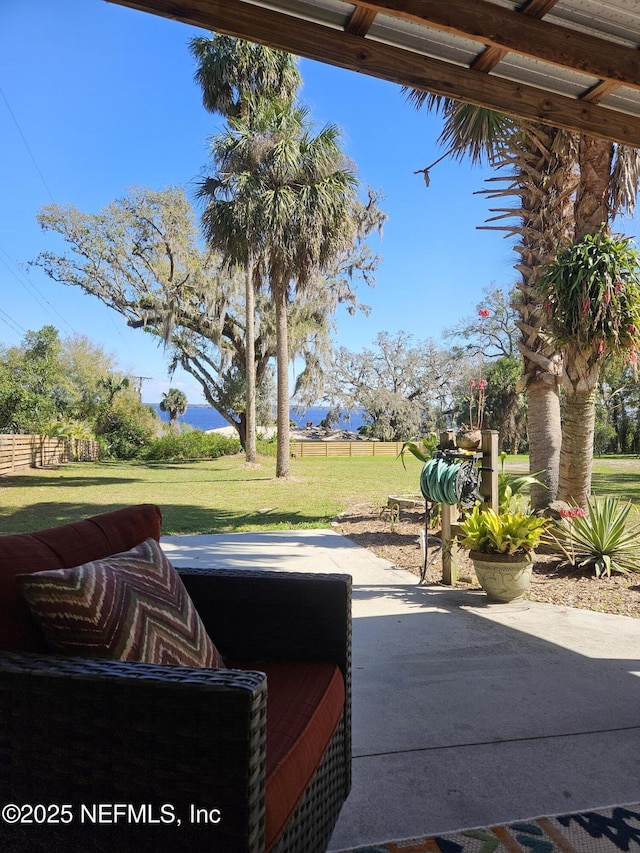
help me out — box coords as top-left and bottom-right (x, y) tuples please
(456, 307), (491, 450)
(459, 505), (550, 601)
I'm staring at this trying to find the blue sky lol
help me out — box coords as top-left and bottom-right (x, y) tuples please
(1, 0), (520, 404)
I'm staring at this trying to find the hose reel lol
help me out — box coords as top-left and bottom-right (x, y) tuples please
(419, 451), (481, 508)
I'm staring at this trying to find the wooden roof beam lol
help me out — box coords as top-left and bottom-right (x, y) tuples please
(108, 0), (640, 148)
(346, 5), (377, 37)
(357, 0), (640, 90)
(582, 80), (624, 105)
(472, 0), (560, 74)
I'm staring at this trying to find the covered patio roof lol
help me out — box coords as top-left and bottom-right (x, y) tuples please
(108, 0), (640, 147)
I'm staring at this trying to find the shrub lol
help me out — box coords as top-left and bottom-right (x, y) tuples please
(498, 453), (545, 512)
(94, 394), (159, 460)
(258, 434), (278, 456)
(143, 430), (241, 461)
(96, 408), (156, 460)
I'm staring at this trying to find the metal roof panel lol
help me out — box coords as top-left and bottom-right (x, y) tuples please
(493, 51), (600, 100)
(367, 12), (481, 65)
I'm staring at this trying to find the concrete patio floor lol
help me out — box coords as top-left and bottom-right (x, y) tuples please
(162, 529), (640, 851)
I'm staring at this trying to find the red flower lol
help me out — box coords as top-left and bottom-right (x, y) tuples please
(468, 380), (476, 388)
(560, 507), (586, 519)
(628, 324), (636, 333)
(479, 379), (488, 389)
(478, 308), (490, 318)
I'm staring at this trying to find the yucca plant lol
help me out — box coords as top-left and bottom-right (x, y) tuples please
(546, 495), (640, 577)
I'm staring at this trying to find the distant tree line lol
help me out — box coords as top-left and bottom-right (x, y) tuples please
(8, 290), (640, 461)
(0, 325), (239, 461)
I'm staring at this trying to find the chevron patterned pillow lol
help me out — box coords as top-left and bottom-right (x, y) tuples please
(17, 538), (225, 668)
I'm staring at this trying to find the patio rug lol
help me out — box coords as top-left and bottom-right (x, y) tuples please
(334, 803), (640, 852)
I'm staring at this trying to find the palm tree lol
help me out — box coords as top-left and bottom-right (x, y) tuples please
(97, 374), (130, 407)
(539, 229), (640, 506)
(190, 35), (301, 465)
(159, 388), (188, 435)
(482, 124), (578, 508)
(405, 94), (577, 508)
(201, 100), (357, 477)
(552, 137), (640, 504)
(190, 34), (300, 120)
(408, 91), (640, 506)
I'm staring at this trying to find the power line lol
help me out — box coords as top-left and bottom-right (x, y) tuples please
(0, 248), (77, 335)
(0, 86), (142, 363)
(0, 305), (25, 336)
(0, 85), (56, 203)
(0, 241), (142, 363)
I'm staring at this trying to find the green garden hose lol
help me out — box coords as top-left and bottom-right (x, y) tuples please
(420, 454), (481, 507)
(420, 457), (459, 504)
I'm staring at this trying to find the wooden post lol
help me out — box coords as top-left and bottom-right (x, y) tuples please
(441, 503), (458, 585)
(439, 430), (456, 449)
(439, 430), (458, 585)
(438, 430), (499, 586)
(481, 430), (499, 511)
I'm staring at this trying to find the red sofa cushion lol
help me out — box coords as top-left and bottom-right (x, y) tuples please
(235, 661), (345, 852)
(0, 504), (162, 652)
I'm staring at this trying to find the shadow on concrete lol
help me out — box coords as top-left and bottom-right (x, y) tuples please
(330, 584), (640, 849)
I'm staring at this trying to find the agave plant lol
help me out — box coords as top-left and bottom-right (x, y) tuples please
(547, 495), (640, 577)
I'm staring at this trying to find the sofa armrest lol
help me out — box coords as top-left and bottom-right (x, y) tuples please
(179, 569), (352, 678)
(0, 652), (267, 852)
(180, 568), (353, 800)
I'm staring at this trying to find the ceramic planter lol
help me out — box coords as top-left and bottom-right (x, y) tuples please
(456, 429), (482, 450)
(469, 550), (533, 602)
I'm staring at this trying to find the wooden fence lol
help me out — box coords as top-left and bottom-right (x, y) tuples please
(0, 435), (100, 476)
(290, 440), (404, 458)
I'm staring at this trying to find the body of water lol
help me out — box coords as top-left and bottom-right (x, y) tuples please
(151, 405), (365, 433)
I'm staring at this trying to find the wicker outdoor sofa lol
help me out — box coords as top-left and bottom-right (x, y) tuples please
(0, 504), (352, 852)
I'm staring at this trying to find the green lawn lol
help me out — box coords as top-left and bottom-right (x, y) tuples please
(0, 454), (423, 535)
(2, 453), (640, 535)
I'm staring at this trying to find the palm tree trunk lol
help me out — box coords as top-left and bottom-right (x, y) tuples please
(574, 136), (613, 240)
(481, 125), (577, 510)
(558, 387), (597, 507)
(526, 378), (562, 509)
(274, 282), (290, 478)
(245, 258), (257, 464)
(496, 389), (520, 456)
(554, 136), (612, 503)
